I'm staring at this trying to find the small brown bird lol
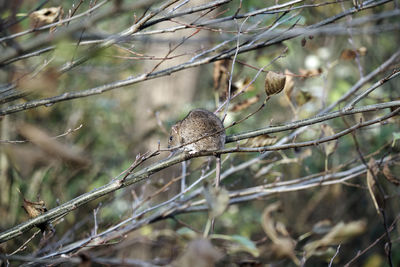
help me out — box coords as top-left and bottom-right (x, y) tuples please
(168, 108), (226, 187)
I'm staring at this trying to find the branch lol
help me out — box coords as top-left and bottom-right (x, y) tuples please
(30, 156), (399, 259)
(0, 0), (159, 65)
(226, 101), (400, 142)
(323, 48), (400, 113)
(0, 101), (399, 243)
(221, 107), (399, 153)
(344, 69), (400, 111)
(0, 0), (394, 113)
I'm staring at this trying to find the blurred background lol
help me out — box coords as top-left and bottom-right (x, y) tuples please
(0, 0), (399, 266)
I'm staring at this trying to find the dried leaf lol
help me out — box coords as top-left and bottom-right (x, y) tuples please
(275, 221), (291, 237)
(213, 59), (232, 101)
(173, 239), (223, 267)
(357, 46), (367, 56)
(382, 163), (400, 186)
(340, 47), (367, 60)
(230, 94), (260, 112)
(320, 124), (337, 157)
(261, 202), (282, 243)
(265, 71), (286, 96)
(340, 49), (356, 60)
(280, 70), (297, 114)
(304, 220), (366, 258)
(301, 37), (307, 47)
(298, 68), (323, 79)
(261, 202), (300, 265)
(22, 198), (47, 219)
(30, 7), (62, 26)
(203, 185), (230, 218)
(213, 59), (230, 90)
(20, 193), (54, 233)
(245, 134), (277, 147)
(366, 158), (384, 214)
(283, 69), (295, 99)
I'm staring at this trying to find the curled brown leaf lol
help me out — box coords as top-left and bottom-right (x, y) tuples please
(245, 134), (278, 147)
(382, 163), (400, 186)
(265, 71), (286, 96)
(261, 202), (300, 265)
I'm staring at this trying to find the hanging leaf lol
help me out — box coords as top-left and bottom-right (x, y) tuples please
(265, 71), (286, 96)
(245, 134), (278, 147)
(298, 68), (323, 79)
(283, 69), (295, 99)
(281, 70), (297, 115)
(382, 163), (400, 186)
(320, 124), (337, 157)
(261, 202), (300, 265)
(213, 59), (231, 101)
(301, 37), (307, 47)
(304, 220), (366, 258)
(213, 59), (230, 90)
(340, 49), (356, 60)
(366, 158), (384, 214)
(340, 47), (367, 60)
(22, 198), (47, 219)
(20, 193), (54, 233)
(357, 46), (367, 56)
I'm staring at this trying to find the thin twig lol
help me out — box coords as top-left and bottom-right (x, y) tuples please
(0, 124), (83, 144)
(0, 102), (398, 243)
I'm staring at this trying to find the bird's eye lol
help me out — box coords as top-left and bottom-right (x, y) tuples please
(169, 136), (173, 141)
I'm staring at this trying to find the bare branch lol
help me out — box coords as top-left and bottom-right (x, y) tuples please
(0, 101), (398, 243)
